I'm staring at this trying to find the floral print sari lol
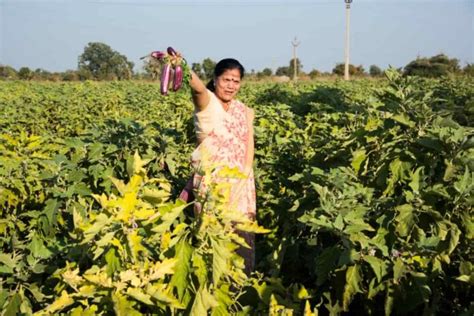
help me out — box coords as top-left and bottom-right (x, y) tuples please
(180, 96), (256, 274)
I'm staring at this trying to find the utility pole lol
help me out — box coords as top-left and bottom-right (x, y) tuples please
(344, 0), (353, 81)
(291, 36), (300, 81)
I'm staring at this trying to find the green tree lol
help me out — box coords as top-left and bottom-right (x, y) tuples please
(32, 68), (51, 80)
(256, 68), (272, 79)
(288, 58), (303, 79)
(191, 62), (203, 78)
(18, 67), (33, 80)
(262, 68), (273, 76)
(332, 63), (365, 76)
(202, 58), (216, 79)
(369, 65), (383, 77)
(463, 63), (474, 76)
(78, 42), (134, 80)
(308, 69), (321, 79)
(0, 65), (18, 79)
(403, 54), (460, 77)
(275, 66), (289, 76)
(77, 67), (93, 81)
(62, 70), (79, 81)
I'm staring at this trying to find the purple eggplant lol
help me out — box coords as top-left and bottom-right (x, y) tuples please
(160, 63), (172, 95)
(151, 51), (166, 60)
(167, 46), (177, 56)
(172, 65), (183, 91)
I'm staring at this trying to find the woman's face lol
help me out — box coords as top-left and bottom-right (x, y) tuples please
(214, 68), (242, 104)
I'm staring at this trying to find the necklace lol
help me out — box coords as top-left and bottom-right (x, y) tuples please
(222, 101), (231, 112)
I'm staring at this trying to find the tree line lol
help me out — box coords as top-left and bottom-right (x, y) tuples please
(1, 42), (473, 81)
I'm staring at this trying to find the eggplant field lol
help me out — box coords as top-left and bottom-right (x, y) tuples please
(0, 70), (473, 315)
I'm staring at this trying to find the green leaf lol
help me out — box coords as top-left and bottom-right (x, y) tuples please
(142, 187), (171, 205)
(343, 265), (362, 311)
(351, 149), (366, 174)
(19, 289), (32, 314)
(150, 203), (186, 234)
(405, 272), (431, 308)
(82, 213), (111, 244)
(446, 224), (461, 255)
(363, 256), (387, 283)
(235, 220), (271, 234)
(105, 248), (121, 276)
(211, 237), (233, 285)
(26, 284), (46, 303)
(455, 275), (471, 283)
(42, 198), (59, 232)
(0, 253), (18, 270)
(384, 286), (394, 316)
(368, 278), (385, 299)
(459, 261), (472, 276)
(408, 167), (423, 194)
(315, 246), (341, 286)
(443, 160), (457, 182)
(126, 287), (153, 305)
(127, 230), (147, 262)
(333, 214), (344, 231)
(364, 116), (382, 132)
(416, 137), (443, 151)
(192, 252), (208, 286)
(70, 305), (99, 316)
(395, 204), (415, 237)
(344, 222), (374, 234)
(393, 258), (406, 281)
(146, 283), (184, 309)
(190, 287), (218, 316)
(165, 155), (177, 176)
(391, 113), (415, 128)
(211, 285), (234, 315)
(338, 248), (360, 266)
(94, 231), (116, 260)
(461, 210), (474, 239)
(169, 239), (193, 301)
(383, 159), (402, 196)
(454, 168), (471, 194)
(87, 143), (104, 161)
(72, 182), (92, 196)
(370, 228), (389, 257)
(131, 151), (151, 176)
(4, 293), (21, 316)
(112, 292), (141, 316)
(28, 234), (53, 259)
(149, 258), (177, 280)
(40, 290), (74, 314)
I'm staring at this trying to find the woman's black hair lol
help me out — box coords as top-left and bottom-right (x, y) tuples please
(206, 58), (245, 92)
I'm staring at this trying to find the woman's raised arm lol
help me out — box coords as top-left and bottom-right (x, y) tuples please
(189, 70), (210, 111)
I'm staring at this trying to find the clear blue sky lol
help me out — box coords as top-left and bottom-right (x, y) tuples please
(1, 0), (472, 73)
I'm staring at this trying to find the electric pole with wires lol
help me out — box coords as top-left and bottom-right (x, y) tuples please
(292, 36), (300, 81)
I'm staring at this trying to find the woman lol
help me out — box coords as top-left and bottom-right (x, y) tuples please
(179, 58), (256, 274)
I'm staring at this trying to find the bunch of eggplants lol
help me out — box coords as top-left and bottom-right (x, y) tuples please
(146, 47), (187, 95)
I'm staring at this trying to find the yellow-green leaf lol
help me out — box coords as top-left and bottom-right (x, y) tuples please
(149, 258), (177, 281)
(169, 239), (193, 301)
(112, 292), (141, 316)
(126, 287), (153, 305)
(343, 265), (362, 311)
(351, 149), (366, 174)
(395, 204), (415, 237)
(37, 290), (74, 315)
(363, 256), (387, 283)
(190, 287), (218, 316)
